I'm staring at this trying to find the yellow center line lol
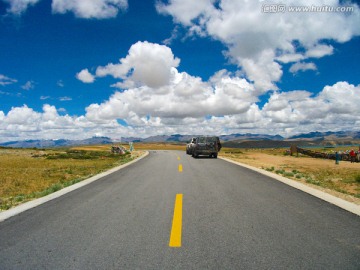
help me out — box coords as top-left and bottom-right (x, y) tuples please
(178, 164), (183, 172)
(169, 194), (183, 247)
(177, 156), (180, 160)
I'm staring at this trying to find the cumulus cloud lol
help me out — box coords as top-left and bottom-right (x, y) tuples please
(1, 82), (359, 142)
(2, 0), (128, 18)
(76, 69), (95, 83)
(86, 68), (258, 123)
(5, 105), (41, 125)
(79, 43), (260, 123)
(289, 62), (317, 74)
(2, 38), (360, 142)
(237, 49), (282, 92)
(0, 104), (129, 142)
(305, 44), (334, 58)
(262, 82), (360, 129)
(94, 41), (181, 89)
(2, 0), (40, 15)
(156, 0), (360, 91)
(276, 53), (304, 64)
(68, 41), (360, 140)
(51, 0), (128, 19)
(156, 0), (214, 26)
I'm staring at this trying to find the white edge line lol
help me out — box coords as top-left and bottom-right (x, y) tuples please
(0, 151), (149, 223)
(219, 156), (360, 217)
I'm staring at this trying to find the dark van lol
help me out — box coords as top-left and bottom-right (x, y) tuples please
(192, 136), (222, 158)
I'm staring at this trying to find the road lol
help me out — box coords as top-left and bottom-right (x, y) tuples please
(0, 150), (359, 269)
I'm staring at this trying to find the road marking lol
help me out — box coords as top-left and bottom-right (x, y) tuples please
(177, 156), (180, 160)
(169, 194), (183, 247)
(178, 164), (183, 172)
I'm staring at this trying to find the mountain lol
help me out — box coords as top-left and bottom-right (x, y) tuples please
(1, 131), (359, 148)
(220, 133), (284, 141)
(222, 140), (294, 149)
(121, 133), (284, 143)
(121, 134), (195, 143)
(287, 131), (360, 140)
(0, 137), (113, 148)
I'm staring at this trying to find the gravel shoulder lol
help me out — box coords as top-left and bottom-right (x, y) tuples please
(220, 149), (360, 205)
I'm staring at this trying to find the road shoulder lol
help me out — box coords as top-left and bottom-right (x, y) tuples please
(219, 156), (360, 216)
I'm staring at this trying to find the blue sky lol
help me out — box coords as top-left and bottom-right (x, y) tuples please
(0, 0), (360, 142)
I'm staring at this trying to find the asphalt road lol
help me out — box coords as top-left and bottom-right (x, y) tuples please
(0, 150), (359, 269)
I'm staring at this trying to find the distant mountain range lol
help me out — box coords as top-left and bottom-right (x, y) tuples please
(0, 137), (114, 148)
(120, 133), (284, 143)
(222, 131), (360, 148)
(287, 131), (360, 140)
(0, 131), (359, 148)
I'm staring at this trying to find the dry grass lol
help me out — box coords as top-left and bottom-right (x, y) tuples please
(0, 147), (143, 210)
(73, 142), (186, 151)
(220, 148), (360, 204)
(128, 142), (185, 151)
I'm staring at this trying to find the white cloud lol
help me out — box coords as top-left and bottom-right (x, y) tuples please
(82, 80), (360, 138)
(2, 0), (40, 15)
(5, 105), (41, 125)
(94, 41), (181, 89)
(51, 0), (128, 19)
(2, 37), (360, 142)
(21, 80), (35, 90)
(162, 26), (180, 46)
(85, 43), (256, 120)
(59, 96), (72, 101)
(305, 44), (334, 58)
(0, 74), (17, 86)
(289, 62), (317, 74)
(76, 69), (95, 83)
(69, 42), (360, 140)
(57, 80), (64, 87)
(262, 82), (360, 129)
(1, 81), (360, 142)
(156, 0), (360, 91)
(82, 43), (260, 122)
(238, 49), (282, 92)
(2, 0), (128, 18)
(0, 104), (130, 142)
(276, 53), (304, 64)
(156, 0), (215, 26)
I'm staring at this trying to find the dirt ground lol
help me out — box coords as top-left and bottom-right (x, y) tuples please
(220, 149), (360, 205)
(236, 151), (359, 169)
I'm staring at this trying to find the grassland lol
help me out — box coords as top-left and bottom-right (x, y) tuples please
(72, 142), (186, 151)
(220, 147), (360, 204)
(0, 146), (143, 210)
